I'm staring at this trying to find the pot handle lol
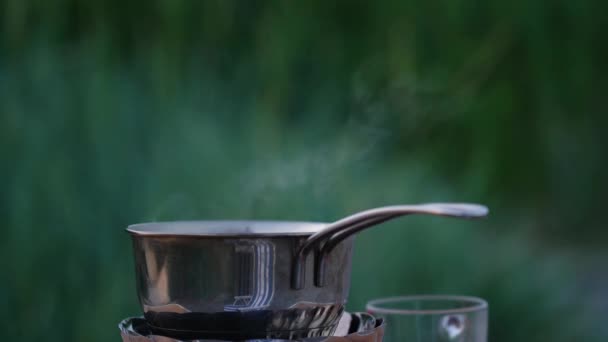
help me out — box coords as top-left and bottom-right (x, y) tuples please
(291, 203), (488, 289)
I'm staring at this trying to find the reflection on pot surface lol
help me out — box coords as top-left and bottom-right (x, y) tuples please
(225, 240), (275, 311)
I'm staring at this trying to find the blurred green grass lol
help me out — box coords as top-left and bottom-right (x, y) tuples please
(1, 1), (607, 341)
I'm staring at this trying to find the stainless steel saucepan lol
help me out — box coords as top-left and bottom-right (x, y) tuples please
(127, 203), (488, 340)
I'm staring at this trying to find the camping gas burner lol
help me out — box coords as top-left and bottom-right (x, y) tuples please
(119, 312), (384, 342)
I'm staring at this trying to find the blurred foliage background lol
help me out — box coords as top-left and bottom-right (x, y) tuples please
(1, 0), (607, 341)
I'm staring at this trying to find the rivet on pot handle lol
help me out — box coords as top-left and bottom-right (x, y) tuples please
(291, 203), (489, 289)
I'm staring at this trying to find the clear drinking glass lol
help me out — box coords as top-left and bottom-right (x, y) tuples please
(366, 295), (488, 342)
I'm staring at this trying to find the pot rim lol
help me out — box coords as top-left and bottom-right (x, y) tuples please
(127, 220), (329, 237)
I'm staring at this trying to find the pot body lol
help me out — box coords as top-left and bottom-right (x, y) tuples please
(130, 232), (354, 338)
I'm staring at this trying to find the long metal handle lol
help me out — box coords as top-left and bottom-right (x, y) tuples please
(291, 203), (488, 289)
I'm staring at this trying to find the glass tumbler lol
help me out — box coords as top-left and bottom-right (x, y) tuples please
(366, 295), (488, 342)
